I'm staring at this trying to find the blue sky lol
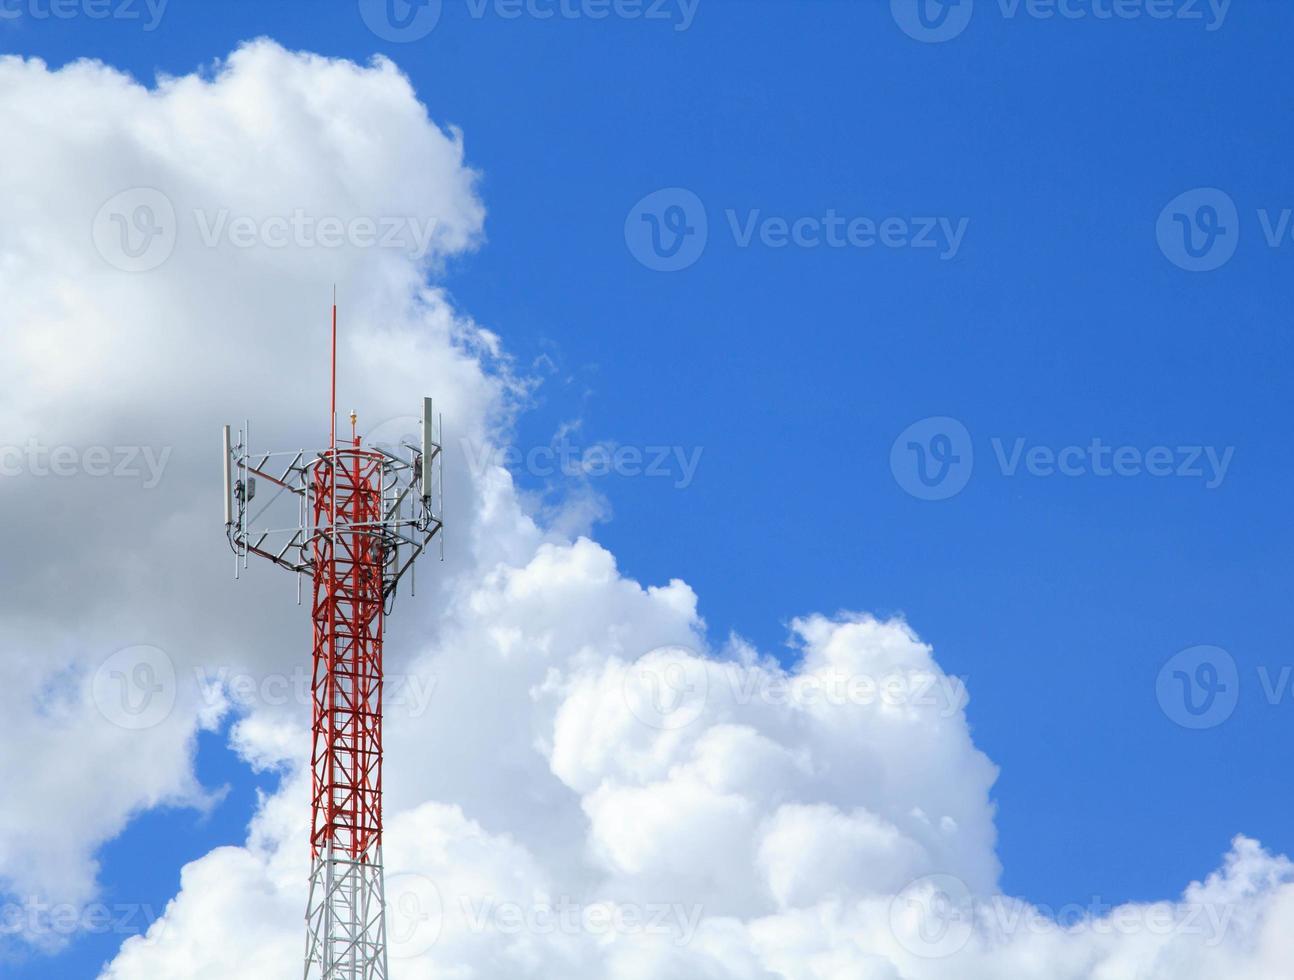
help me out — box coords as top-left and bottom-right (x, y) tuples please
(4, 0), (1293, 975)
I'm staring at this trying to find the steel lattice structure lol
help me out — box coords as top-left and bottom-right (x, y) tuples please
(224, 303), (442, 979)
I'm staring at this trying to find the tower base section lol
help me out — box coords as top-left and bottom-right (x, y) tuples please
(304, 845), (389, 980)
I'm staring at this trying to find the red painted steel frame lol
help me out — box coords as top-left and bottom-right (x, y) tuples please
(310, 445), (386, 861)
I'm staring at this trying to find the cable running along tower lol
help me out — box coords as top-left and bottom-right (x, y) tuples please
(223, 301), (443, 979)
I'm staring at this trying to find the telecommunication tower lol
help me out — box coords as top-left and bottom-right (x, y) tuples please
(223, 301), (443, 979)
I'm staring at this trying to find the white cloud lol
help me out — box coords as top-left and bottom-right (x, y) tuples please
(2, 38), (1293, 980)
(0, 37), (505, 928)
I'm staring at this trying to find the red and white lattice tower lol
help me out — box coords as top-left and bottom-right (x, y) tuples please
(223, 301), (443, 979)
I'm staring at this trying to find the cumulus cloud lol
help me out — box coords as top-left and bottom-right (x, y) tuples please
(2, 38), (1293, 980)
(0, 37), (505, 928)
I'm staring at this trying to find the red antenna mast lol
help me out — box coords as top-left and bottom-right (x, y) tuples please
(330, 287), (338, 450)
(222, 299), (443, 978)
